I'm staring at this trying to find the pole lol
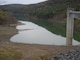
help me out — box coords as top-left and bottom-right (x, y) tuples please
(66, 9), (74, 46)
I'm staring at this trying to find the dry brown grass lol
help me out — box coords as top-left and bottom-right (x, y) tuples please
(0, 47), (22, 60)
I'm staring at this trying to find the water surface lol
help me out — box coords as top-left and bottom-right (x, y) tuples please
(10, 21), (80, 45)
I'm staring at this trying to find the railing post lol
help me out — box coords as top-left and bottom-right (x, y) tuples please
(66, 8), (74, 46)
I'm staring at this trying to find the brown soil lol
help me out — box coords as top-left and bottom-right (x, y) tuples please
(0, 22), (78, 60)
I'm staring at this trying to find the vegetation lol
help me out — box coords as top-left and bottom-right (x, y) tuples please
(27, 19), (66, 36)
(0, 47), (22, 60)
(0, 9), (17, 25)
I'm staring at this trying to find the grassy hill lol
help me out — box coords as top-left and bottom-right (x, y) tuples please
(0, 0), (80, 41)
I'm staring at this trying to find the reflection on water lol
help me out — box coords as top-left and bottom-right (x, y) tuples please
(10, 21), (80, 45)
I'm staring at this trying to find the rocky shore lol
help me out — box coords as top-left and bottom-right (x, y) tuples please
(44, 46), (80, 60)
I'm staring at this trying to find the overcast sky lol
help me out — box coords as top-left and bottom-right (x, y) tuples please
(0, 0), (47, 5)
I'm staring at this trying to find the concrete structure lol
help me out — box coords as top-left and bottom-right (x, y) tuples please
(66, 8), (80, 46)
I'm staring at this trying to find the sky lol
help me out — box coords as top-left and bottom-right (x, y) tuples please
(0, 0), (47, 5)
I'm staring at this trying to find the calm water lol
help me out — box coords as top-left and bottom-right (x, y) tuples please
(10, 21), (80, 45)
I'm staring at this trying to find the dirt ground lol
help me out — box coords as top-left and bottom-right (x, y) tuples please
(0, 23), (78, 60)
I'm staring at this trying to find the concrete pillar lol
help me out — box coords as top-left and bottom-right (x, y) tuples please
(66, 9), (74, 46)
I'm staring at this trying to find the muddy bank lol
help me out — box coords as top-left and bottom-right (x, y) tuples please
(0, 26), (17, 42)
(0, 21), (23, 42)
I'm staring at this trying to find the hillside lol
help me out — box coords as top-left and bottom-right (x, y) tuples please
(0, 9), (17, 25)
(0, 0), (80, 41)
(0, 0), (80, 21)
(0, 9), (22, 60)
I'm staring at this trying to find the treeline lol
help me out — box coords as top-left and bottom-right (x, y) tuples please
(0, 9), (17, 25)
(28, 0), (80, 19)
(0, 0), (80, 20)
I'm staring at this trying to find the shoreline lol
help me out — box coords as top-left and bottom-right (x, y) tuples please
(0, 21), (24, 42)
(0, 22), (80, 60)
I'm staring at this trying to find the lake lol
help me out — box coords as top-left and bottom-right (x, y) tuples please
(10, 21), (80, 45)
